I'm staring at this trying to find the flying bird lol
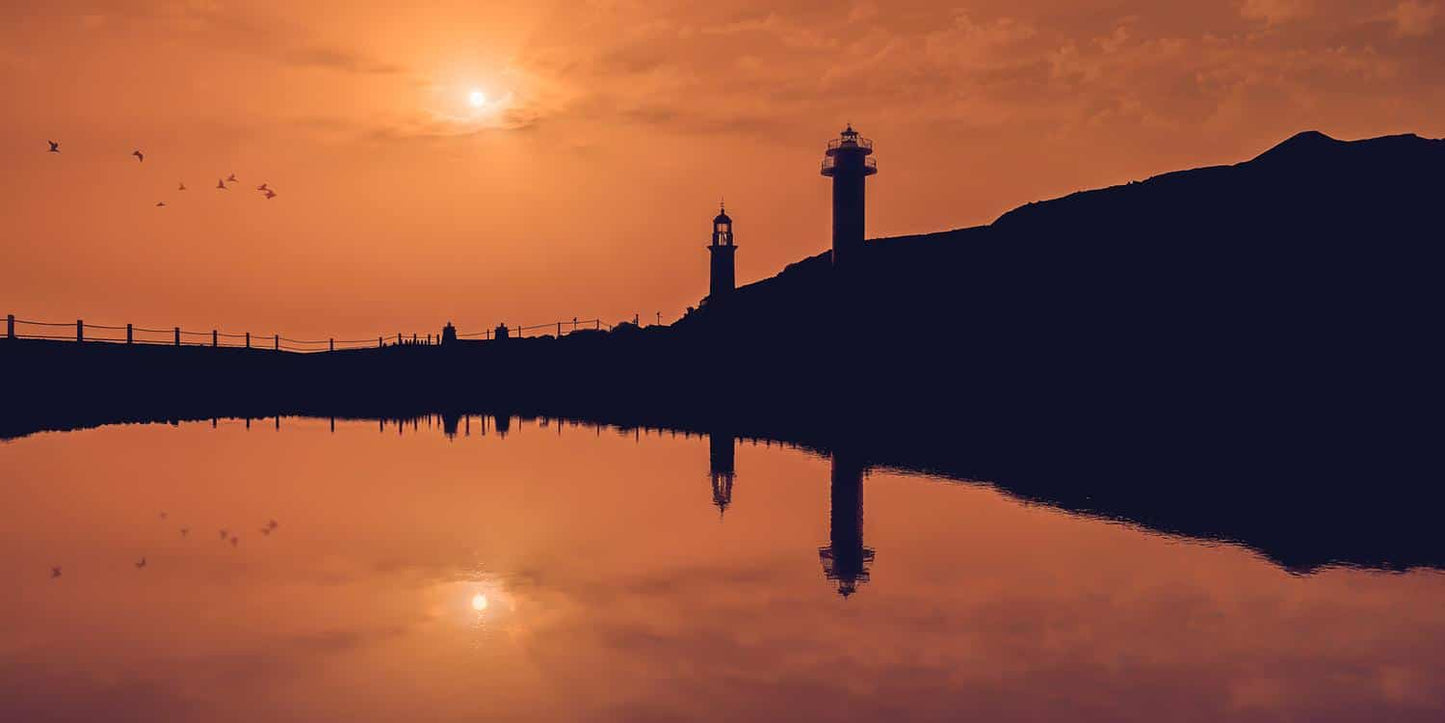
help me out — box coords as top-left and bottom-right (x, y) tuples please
(132, 150), (144, 163)
(266, 519), (278, 530)
(47, 140), (60, 153)
(51, 566), (62, 579)
(216, 179), (227, 190)
(178, 182), (187, 191)
(155, 201), (166, 207)
(264, 189), (277, 200)
(230, 535), (239, 547)
(180, 527), (190, 537)
(219, 528), (229, 540)
(226, 173), (238, 183)
(256, 183), (268, 191)
(160, 512), (168, 520)
(260, 527), (272, 536)
(135, 557), (147, 569)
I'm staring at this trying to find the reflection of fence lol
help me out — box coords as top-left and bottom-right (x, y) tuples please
(3, 313), (625, 354)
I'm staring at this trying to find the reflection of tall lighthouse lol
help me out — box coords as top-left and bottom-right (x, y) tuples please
(820, 125), (877, 269)
(708, 430), (736, 515)
(818, 450), (875, 597)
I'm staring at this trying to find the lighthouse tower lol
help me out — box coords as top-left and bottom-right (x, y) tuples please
(707, 203), (736, 300)
(820, 124), (877, 269)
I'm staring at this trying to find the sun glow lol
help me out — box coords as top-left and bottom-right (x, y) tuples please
(468, 90), (488, 108)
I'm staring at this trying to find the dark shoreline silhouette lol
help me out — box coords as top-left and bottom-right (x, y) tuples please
(4, 130), (1442, 574)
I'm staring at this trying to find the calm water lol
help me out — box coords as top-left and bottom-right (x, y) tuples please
(3, 417), (1443, 721)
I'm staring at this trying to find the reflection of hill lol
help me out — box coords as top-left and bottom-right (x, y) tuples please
(3, 131), (1442, 572)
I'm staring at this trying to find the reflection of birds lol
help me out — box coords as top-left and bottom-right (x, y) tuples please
(51, 566), (62, 579)
(178, 182), (187, 191)
(47, 140), (60, 153)
(135, 557), (147, 569)
(216, 179), (227, 190)
(263, 189), (277, 200)
(132, 150), (144, 163)
(226, 173), (238, 183)
(155, 201), (166, 208)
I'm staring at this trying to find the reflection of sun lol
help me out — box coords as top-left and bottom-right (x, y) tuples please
(471, 593), (489, 611)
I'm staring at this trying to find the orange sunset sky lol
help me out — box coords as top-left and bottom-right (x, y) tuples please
(3, 0), (1442, 340)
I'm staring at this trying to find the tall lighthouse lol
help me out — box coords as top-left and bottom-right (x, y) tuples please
(820, 124), (877, 269)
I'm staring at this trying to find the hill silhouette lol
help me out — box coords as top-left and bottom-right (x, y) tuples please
(3, 130), (1442, 571)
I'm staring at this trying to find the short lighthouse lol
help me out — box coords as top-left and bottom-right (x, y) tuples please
(707, 203), (736, 301)
(820, 124), (877, 269)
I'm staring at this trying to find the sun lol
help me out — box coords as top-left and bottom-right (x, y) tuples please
(468, 90), (487, 108)
(471, 593), (489, 611)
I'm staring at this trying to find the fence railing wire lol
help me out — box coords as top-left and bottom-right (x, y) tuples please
(3, 314), (643, 354)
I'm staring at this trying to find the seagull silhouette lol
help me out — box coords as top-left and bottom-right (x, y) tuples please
(160, 512), (168, 520)
(216, 179), (227, 190)
(260, 527), (272, 536)
(226, 173), (238, 183)
(156, 201), (166, 207)
(180, 527), (190, 537)
(219, 528), (229, 540)
(132, 150), (144, 163)
(135, 557), (147, 569)
(267, 519), (279, 530)
(256, 183), (268, 191)
(264, 189), (277, 200)
(51, 566), (62, 579)
(47, 140), (60, 153)
(178, 182), (187, 191)
(230, 535), (239, 547)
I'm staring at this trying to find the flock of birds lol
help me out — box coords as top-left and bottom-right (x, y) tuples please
(45, 139), (278, 207)
(48, 514), (279, 579)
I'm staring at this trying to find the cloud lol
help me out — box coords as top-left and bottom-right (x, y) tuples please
(1239, 0), (1314, 25)
(1388, 0), (1439, 36)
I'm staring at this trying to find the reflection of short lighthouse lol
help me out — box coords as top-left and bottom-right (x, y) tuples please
(819, 450), (874, 597)
(709, 430), (736, 515)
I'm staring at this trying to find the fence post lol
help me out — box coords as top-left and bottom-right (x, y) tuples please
(397, 333), (402, 345)
(174, 327), (180, 347)
(6, 314), (13, 340)
(329, 338), (334, 352)
(212, 330), (218, 348)
(426, 333), (431, 345)
(595, 319), (600, 330)
(126, 324), (133, 344)
(557, 322), (562, 337)
(378, 336), (382, 347)
(412, 333), (417, 344)
(77, 319), (83, 343)
(245, 332), (250, 349)
(274, 334), (279, 351)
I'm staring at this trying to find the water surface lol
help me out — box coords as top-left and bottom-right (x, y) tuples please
(3, 417), (1442, 721)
